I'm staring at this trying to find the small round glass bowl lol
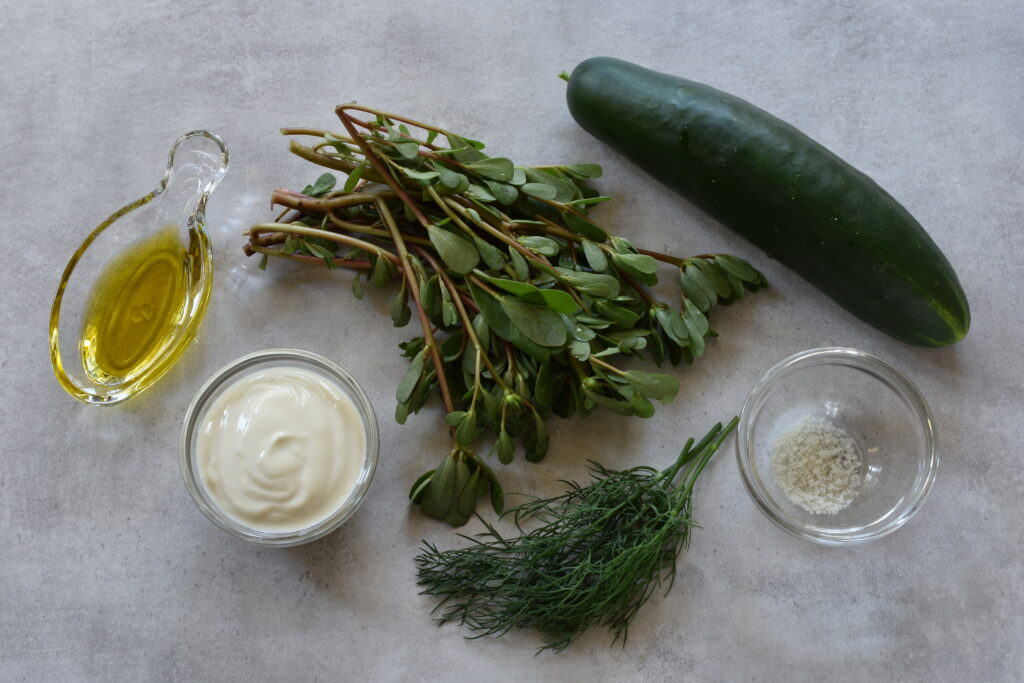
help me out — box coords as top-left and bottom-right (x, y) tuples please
(180, 349), (379, 546)
(736, 347), (937, 545)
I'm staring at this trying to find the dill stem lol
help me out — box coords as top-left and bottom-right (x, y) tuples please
(672, 416), (739, 513)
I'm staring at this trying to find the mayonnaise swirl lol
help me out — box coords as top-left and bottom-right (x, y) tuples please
(196, 366), (365, 532)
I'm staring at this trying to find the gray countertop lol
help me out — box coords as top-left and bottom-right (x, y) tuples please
(2, 1), (1022, 680)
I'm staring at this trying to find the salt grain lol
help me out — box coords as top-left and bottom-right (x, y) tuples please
(769, 416), (861, 515)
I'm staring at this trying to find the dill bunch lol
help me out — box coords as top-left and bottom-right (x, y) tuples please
(415, 417), (737, 652)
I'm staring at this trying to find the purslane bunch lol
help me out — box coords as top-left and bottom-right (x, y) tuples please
(245, 104), (765, 525)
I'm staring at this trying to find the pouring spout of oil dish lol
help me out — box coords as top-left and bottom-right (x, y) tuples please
(161, 131), (230, 227)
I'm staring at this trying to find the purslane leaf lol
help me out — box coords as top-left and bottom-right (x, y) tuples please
(465, 183), (496, 203)
(714, 254), (764, 285)
(594, 300), (640, 327)
(525, 410), (548, 461)
(474, 271), (578, 314)
(523, 168), (575, 203)
(397, 348), (427, 404)
(500, 297), (569, 348)
(397, 165), (439, 182)
(622, 370), (679, 403)
(469, 282), (551, 361)
(562, 212), (608, 241)
(408, 469), (435, 503)
(483, 179), (518, 205)
(565, 195), (612, 208)
(493, 430), (515, 465)
(581, 240), (608, 272)
(390, 290), (411, 327)
(534, 360), (554, 407)
(556, 268), (620, 298)
(684, 264), (718, 309)
(584, 389), (635, 416)
(394, 140), (420, 159)
(342, 164), (366, 192)
(509, 246), (530, 280)
(473, 236), (506, 271)
(683, 299), (709, 336)
(455, 411), (479, 446)
(693, 258), (731, 299)
(570, 339), (591, 361)
(679, 269), (711, 311)
(521, 183), (557, 200)
(431, 160), (467, 189)
(427, 224), (480, 274)
(467, 157), (514, 182)
(563, 163), (602, 179)
(302, 172), (336, 197)
(517, 235), (560, 257)
(611, 252), (659, 285)
(684, 316), (706, 357)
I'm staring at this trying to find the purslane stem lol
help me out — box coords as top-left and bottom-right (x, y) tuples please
(507, 220), (577, 241)
(376, 197), (455, 414)
(424, 251), (510, 393)
(639, 249), (716, 266)
(440, 196), (587, 310)
(271, 188), (396, 212)
(246, 244), (374, 271)
(280, 127), (328, 137)
(426, 186), (486, 245)
(442, 195), (542, 265)
(287, 140), (375, 178)
(336, 105), (434, 229)
(589, 356), (625, 376)
(326, 210), (431, 246)
(249, 223), (401, 265)
(338, 103), (450, 137)
(617, 270), (657, 306)
(336, 105), (463, 415)
(351, 117), (441, 151)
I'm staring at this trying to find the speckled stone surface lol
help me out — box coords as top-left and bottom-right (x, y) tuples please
(2, 1), (1022, 680)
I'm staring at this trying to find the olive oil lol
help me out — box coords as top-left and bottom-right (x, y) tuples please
(80, 225), (197, 383)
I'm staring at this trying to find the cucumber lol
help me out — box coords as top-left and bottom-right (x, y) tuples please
(565, 57), (969, 347)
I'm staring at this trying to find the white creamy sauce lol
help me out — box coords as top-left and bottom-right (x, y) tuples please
(196, 366), (365, 532)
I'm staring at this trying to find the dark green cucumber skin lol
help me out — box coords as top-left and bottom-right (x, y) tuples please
(566, 57), (969, 347)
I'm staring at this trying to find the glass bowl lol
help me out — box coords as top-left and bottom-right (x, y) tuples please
(180, 349), (379, 546)
(736, 347), (937, 545)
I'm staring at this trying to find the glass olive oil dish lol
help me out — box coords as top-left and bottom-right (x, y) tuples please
(50, 131), (228, 405)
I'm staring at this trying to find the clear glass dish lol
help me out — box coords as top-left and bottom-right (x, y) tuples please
(180, 349), (379, 546)
(50, 131), (228, 405)
(736, 347), (937, 545)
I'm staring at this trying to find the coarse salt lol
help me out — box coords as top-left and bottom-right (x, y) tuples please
(769, 416), (861, 515)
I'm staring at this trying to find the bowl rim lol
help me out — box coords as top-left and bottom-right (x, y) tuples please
(179, 348), (379, 546)
(736, 347), (938, 546)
